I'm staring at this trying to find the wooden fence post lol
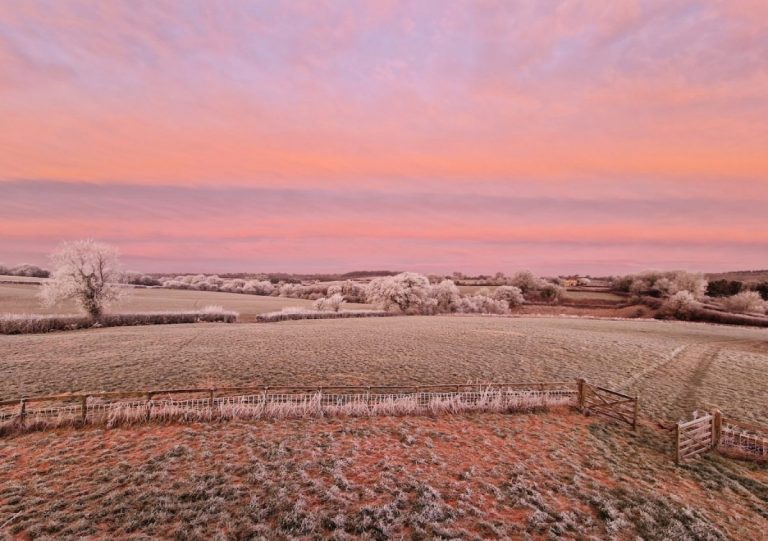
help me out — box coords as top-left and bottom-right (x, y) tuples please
(18, 399), (26, 427)
(712, 410), (722, 451)
(146, 392), (153, 421)
(674, 423), (681, 465)
(80, 395), (88, 424)
(577, 379), (586, 411)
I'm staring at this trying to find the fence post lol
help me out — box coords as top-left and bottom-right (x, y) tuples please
(18, 399), (26, 427)
(146, 392), (153, 421)
(577, 379), (586, 411)
(674, 423), (681, 465)
(80, 395), (88, 425)
(712, 410), (722, 451)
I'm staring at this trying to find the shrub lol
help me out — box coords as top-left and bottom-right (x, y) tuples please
(122, 272), (162, 286)
(2, 263), (50, 278)
(0, 308), (238, 334)
(706, 279), (743, 298)
(509, 271), (541, 294)
(658, 291), (701, 320)
(755, 282), (768, 301)
(722, 291), (767, 314)
(366, 272), (431, 313)
(428, 280), (461, 313)
(327, 280), (367, 303)
(576, 277), (591, 286)
(256, 308), (392, 323)
(616, 270), (708, 300)
(492, 285), (525, 308)
(456, 295), (510, 315)
(538, 283), (565, 303)
(313, 293), (345, 312)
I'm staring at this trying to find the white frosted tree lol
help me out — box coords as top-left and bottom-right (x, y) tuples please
(39, 240), (123, 319)
(366, 272), (430, 313)
(492, 285), (525, 308)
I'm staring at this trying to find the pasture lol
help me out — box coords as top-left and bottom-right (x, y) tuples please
(0, 282), (371, 322)
(1, 316), (766, 424)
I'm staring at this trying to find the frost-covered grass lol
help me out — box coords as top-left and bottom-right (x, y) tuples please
(2, 316), (766, 423)
(1, 412), (765, 539)
(0, 306), (238, 334)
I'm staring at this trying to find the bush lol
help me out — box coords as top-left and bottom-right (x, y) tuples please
(313, 293), (345, 312)
(538, 283), (565, 303)
(1, 264), (50, 278)
(658, 291), (701, 320)
(755, 282), (768, 301)
(509, 271), (541, 294)
(722, 291), (767, 314)
(366, 272), (431, 313)
(122, 272), (162, 286)
(428, 280), (461, 313)
(456, 295), (510, 315)
(706, 279), (743, 297)
(615, 270), (708, 300)
(0, 307), (238, 334)
(492, 285), (524, 308)
(256, 308), (392, 323)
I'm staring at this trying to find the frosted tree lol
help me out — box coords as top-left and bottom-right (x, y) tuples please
(492, 285), (525, 308)
(39, 240), (123, 319)
(366, 272), (430, 313)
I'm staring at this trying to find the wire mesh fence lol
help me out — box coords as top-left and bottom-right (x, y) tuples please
(0, 384), (578, 435)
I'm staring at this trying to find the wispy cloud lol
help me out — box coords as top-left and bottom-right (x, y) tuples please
(0, 1), (765, 272)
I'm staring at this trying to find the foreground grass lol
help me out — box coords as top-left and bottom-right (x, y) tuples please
(1, 317), (766, 423)
(0, 411), (765, 539)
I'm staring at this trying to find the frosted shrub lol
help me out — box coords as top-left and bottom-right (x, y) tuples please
(457, 295), (510, 314)
(327, 280), (366, 302)
(660, 290), (701, 320)
(509, 270), (541, 294)
(576, 277), (591, 286)
(670, 271), (708, 300)
(366, 272), (430, 313)
(428, 280), (461, 313)
(493, 285), (524, 308)
(243, 280), (274, 296)
(313, 294), (345, 312)
(723, 291), (767, 314)
(39, 240), (123, 320)
(538, 282), (565, 303)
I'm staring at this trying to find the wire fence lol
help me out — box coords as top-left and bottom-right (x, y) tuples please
(0, 383), (578, 435)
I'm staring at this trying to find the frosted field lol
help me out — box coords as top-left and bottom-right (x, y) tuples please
(1, 315), (766, 422)
(0, 282), (371, 322)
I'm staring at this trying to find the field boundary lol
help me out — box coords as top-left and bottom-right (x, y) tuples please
(0, 381), (597, 436)
(577, 379), (639, 429)
(674, 410), (768, 464)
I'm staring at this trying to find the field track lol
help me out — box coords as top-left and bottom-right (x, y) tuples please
(1, 316), (766, 423)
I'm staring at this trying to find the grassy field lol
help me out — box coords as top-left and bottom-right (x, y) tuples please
(0, 282), (371, 322)
(1, 411), (765, 539)
(561, 289), (626, 302)
(1, 316), (766, 423)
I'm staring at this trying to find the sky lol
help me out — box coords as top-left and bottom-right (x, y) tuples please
(1, 1), (767, 275)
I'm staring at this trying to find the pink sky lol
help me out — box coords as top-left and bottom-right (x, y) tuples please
(1, 1), (766, 274)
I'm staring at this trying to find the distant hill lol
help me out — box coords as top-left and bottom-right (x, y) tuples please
(705, 270), (768, 283)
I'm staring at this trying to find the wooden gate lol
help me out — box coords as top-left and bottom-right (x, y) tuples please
(577, 379), (638, 429)
(675, 413), (714, 464)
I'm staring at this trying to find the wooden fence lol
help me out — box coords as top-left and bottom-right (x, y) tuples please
(577, 379), (639, 429)
(675, 412), (715, 464)
(674, 410), (768, 464)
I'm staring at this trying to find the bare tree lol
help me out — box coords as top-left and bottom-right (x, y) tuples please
(39, 240), (123, 319)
